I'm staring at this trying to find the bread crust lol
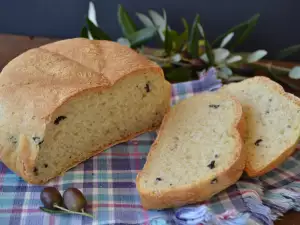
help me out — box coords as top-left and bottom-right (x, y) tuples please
(136, 93), (246, 209)
(238, 76), (300, 177)
(0, 38), (171, 184)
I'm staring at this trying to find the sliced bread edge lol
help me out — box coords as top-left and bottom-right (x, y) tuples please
(220, 76), (300, 177)
(136, 92), (246, 209)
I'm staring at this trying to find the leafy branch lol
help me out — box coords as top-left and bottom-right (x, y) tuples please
(80, 2), (300, 87)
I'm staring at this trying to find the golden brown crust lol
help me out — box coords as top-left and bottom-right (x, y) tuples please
(0, 38), (168, 184)
(40, 38), (163, 84)
(0, 38), (163, 119)
(136, 93), (246, 209)
(246, 141), (299, 177)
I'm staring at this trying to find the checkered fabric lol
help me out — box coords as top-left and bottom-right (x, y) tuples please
(0, 68), (300, 225)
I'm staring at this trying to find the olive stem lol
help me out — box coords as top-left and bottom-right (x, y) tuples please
(53, 204), (94, 218)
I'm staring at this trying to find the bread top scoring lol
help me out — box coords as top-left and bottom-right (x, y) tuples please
(0, 38), (163, 133)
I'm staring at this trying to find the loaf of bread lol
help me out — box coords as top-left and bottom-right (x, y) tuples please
(136, 92), (246, 209)
(220, 76), (300, 177)
(0, 38), (171, 184)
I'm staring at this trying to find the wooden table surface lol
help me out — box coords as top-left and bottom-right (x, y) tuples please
(0, 33), (299, 225)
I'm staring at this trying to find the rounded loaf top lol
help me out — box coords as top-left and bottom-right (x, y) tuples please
(0, 38), (163, 121)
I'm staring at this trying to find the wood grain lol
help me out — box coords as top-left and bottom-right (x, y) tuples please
(0, 34), (59, 70)
(0, 33), (299, 224)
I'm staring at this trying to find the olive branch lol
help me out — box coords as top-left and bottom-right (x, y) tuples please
(81, 2), (300, 88)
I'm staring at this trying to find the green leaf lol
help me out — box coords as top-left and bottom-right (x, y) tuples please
(197, 23), (205, 38)
(40, 207), (69, 215)
(230, 52), (251, 66)
(127, 27), (157, 48)
(80, 26), (89, 38)
(169, 18), (189, 52)
(193, 21), (214, 66)
(169, 30), (179, 48)
(164, 23), (172, 55)
(88, 2), (98, 26)
(289, 67), (300, 79)
(217, 67), (233, 79)
(188, 14), (200, 58)
(212, 13), (260, 47)
(117, 4), (137, 38)
(194, 21), (214, 66)
(204, 36), (214, 66)
(165, 67), (192, 82)
(276, 44), (300, 60)
(222, 67), (233, 76)
(117, 37), (131, 47)
(148, 9), (167, 41)
(148, 9), (166, 27)
(220, 32), (234, 48)
(182, 18), (189, 33)
(181, 18), (189, 42)
(213, 48), (230, 64)
(198, 23), (215, 66)
(136, 13), (155, 27)
(86, 18), (111, 40)
(247, 50), (267, 63)
(226, 55), (242, 64)
(171, 53), (181, 62)
(230, 14), (260, 50)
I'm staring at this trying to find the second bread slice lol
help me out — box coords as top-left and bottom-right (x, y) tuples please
(219, 76), (300, 177)
(136, 92), (245, 209)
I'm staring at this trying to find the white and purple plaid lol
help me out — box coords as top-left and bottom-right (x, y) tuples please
(0, 69), (300, 225)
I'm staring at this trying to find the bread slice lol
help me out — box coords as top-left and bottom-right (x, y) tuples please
(219, 76), (300, 177)
(0, 38), (171, 184)
(136, 92), (245, 209)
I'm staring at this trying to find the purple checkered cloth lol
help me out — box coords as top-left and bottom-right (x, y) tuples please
(1, 68), (300, 225)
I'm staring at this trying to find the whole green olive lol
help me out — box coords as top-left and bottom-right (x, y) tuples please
(63, 188), (87, 212)
(40, 187), (63, 209)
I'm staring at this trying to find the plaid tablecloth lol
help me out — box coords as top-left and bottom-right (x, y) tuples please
(1, 68), (300, 225)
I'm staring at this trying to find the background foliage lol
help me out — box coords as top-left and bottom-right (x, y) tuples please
(81, 2), (300, 88)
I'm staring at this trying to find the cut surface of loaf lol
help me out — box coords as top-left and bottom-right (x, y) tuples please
(0, 38), (171, 184)
(220, 76), (300, 177)
(136, 92), (245, 209)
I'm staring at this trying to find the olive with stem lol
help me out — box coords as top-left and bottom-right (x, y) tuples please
(40, 187), (63, 209)
(63, 188), (87, 212)
(40, 187), (93, 218)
